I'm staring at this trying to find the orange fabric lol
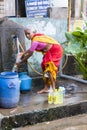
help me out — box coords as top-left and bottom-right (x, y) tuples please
(32, 34), (59, 45)
(43, 61), (58, 84)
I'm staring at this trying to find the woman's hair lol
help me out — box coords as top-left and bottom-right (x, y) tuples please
(24, 24), (37, 34)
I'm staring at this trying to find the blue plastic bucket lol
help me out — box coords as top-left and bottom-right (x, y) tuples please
(19, 72), (32, 92)
(0, 72), (20, 108)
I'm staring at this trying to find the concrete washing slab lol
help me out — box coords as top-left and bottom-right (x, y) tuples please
(15, 114), (87, 130)
(0, 77), (87, 130)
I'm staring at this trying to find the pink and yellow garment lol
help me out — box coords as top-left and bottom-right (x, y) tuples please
(32, 34), (63, 84)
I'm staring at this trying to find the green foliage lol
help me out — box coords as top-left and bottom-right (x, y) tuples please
(65, 27), (87, 80)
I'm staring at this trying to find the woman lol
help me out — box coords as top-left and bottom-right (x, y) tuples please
(16, 26), (63, 94)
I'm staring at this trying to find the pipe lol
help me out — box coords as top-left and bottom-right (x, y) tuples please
(59, 55), (87, 84)
(59, 73), (87, 84)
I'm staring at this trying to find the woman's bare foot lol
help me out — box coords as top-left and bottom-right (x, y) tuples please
(37, 88), (49, 94)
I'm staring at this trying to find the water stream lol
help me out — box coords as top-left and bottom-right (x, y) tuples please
(12, 37), (21, 72)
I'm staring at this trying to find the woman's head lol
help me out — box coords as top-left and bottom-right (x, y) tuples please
(24, 25), (37, 40)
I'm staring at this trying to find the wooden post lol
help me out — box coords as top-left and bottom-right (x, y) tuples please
(80, 0), (84, 17)
(68, 0), (71, 32)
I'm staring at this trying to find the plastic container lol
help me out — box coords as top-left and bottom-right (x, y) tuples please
(61, 85), (66, 97)
(58, 86), (64, 104)
(19, 72), (32, 92)
(53, 89), (58, 105)
(48, 86), (53, 104)
(12, 64), (18, 72)
(0, 71), (20, 108)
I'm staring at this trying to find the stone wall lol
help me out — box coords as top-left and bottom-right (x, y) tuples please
(9, 17), (67, 76)
(0, 17), (67, 76)
(47, 7), (68, 19)
(0, 17), (26, 72)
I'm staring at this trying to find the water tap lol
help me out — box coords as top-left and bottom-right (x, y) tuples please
(12, 64), (18, 72)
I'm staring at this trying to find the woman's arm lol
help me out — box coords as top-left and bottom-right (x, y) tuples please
(16, 41), (39, 67)
(16, 50), (33, 67)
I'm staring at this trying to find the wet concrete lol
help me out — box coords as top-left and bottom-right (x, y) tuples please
(0, 77), (87, 129)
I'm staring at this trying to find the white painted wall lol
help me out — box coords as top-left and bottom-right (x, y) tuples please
(75, 0), (81, 18)
(83, 0), (87, 17)
(4, 0), (15, 16)
(50, 0), (68, 7)
(0, 0), (15, 18)
(0, 1), (4, 18)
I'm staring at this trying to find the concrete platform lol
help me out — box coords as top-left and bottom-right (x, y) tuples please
(0, 77), (87, 129)
(16, 114), (87, 130)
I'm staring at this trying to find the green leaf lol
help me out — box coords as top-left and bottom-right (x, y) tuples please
(82, 33), (87, 38)
(84, 29), (87, 33)
(72, 30), (84, 37)
(64, 43), (82, 54)
(75, 27), (82, 31)
(64, 26), (87, 79)
(65, 32), (75, 42)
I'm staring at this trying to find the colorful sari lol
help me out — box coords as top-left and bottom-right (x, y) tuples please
(32, 34), (63, 84)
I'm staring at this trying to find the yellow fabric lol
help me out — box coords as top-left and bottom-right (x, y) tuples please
(32, 35), (59, 44)
(43, 61), (58, 84)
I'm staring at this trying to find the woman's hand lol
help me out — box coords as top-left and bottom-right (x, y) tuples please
(16, 52), (24, 63)
(15, 52), (24, 67)
(15, 50), (33, 68)
(16, 62), (21, 68)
